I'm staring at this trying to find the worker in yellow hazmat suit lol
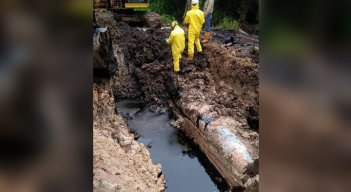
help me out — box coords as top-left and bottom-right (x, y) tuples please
(183, 0), (205, 61)
(165, 21), (185, 73)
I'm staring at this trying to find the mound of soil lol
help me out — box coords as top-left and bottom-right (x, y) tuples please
(203, 42), (259, 128)
(93, 83), (165, 192)
(95, 11), (170, 101)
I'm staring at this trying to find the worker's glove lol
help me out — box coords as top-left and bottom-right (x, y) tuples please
(164, 38), (168, 44)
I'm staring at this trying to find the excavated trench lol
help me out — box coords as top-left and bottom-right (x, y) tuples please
(117, 99), (229, 192)
(95, 10), (259, 192)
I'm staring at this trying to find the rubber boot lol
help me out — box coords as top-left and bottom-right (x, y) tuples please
(187, 53), (193, 61)
(201, 32), (211, 43)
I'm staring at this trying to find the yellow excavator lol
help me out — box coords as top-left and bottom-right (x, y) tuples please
(93, 0), (160, 27)
(93, 0), (149, 10)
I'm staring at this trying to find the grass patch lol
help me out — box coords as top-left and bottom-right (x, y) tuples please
(218, 17), (238, 30)
(212, 10), (225, 26)
(161, 14), (175, 25)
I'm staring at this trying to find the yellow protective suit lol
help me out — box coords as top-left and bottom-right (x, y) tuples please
(166, 25), (185, 72)
(183, 4), (205, 55)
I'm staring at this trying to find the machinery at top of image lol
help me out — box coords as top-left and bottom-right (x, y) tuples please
(93, 0), (149, 11)
(94, 0), (160, 28)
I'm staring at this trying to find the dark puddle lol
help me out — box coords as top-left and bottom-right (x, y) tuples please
(117, 99), (229, 192)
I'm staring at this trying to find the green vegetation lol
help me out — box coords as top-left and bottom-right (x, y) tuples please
(161, 14), (176, 24)
(218, 17), (238, 30)
(149, 0), (184, 21)
(149, 0), (168, 15)
(212, 10), (226, 26)
(149, 0), (259, 26)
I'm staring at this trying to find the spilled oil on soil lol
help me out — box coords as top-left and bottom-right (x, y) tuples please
(117, 99), (229, 192)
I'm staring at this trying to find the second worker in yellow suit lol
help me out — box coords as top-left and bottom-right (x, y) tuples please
(183, 0), (205, 61)
(165, 21), (185, 73)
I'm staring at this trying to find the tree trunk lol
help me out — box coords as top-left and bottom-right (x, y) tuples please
(107, 0), (112, 8)
(93, 10), (96, 24)
(239, 0), (250, 24)
(183, 0), (192, 19)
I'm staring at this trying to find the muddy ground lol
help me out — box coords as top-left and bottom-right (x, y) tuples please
(96, 11), (259, 132)
(94, 10), (259, 191)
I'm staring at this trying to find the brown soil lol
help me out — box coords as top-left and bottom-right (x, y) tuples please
(93, 83), (165, 192)
(209, 28), (259, 64)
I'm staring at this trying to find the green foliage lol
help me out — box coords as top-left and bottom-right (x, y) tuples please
(149, 0), (259, 25)
(149, 0), (186, 22)
(161, 14), (176, 24)
(199, 1), (205, 10)
(218, 17), (238, 30)
(149, 0), (167, 14)
(212, 10), (225, 26)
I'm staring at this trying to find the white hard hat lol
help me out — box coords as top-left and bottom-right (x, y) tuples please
(192, 0), (199, 4)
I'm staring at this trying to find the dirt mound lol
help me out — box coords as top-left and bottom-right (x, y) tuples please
(162, 43), (259, 131)
(142, 12), (162, 28)
(97, 11), (181, 102)
(93, 83), (165, 192)
(96, 12), (172, 103)
(210, 29), (259, 64)
(111, 25), (172, 103)
(204, 42), (259, 128)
